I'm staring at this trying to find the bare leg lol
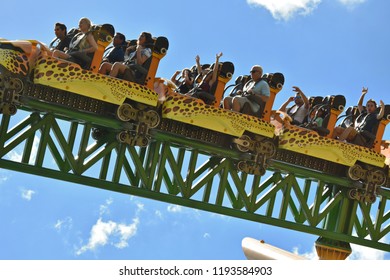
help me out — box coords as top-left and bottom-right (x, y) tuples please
(99, 62), (112, 74)
(109, 62), (127, 78)
(232, 98), (241, 112)
(332, 126), (345, 139)
(223, 96), (232, 109)
(52, 50), (70, 59)
(338, 126), (355, 141)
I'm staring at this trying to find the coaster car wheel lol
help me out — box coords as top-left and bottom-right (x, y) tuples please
(145, 110), (160, 128)
(117, 103), (136, 122)
(235, 135), (252, 153)
(259, 140), (276, 158)
(10, 78), (24, 94)
(136, 135), (150, 147)
(348, 189), (358, 200)
(237, 161), (246, 172)
(117, 131), (128, 143)
(373, 169), (386, 186)
(347, 164), (363, 181)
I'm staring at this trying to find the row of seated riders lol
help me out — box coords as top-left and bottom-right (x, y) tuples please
(169, 60), (388, 151)
(49, 21), (387, 150)
(50, 21), (229, 103)
(50, 19), (153, 83)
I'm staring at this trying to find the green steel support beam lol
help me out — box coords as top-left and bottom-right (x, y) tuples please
(1, 111), (390, 253)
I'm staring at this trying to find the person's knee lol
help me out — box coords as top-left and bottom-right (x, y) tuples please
(99, 62), (110, 74)
(111, 62), (120, 70)
(332, 126), (344, 138)
(223, 97), (232, 109)
(232, 98), (241, 112)
(52, 50), (62, 58)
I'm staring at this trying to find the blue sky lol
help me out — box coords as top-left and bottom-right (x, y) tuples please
(1, 0), (390, 260)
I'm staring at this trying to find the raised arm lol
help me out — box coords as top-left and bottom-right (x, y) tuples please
(195, 55), (202, 75)
(293, 86), (309, 109)
(278, 96), (295, 112)
(377, 100), (385, 120)
(210, 52), (223, 86)
(358, 87), (368, 113)
(170, 70), (181, 84)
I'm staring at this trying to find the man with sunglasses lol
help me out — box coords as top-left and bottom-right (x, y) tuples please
(223, 65), (270, 115)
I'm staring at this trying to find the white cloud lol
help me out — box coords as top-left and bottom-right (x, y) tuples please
(115, 220), (140, 249)
(21, 189), (35, 201)
(349, 243), (388, 260)
(75, 199), (143, 255)
(247, 0), (321, 21)
(167, 204), (183, 213)
(247, 0), (366, 20)
(99, 198), (113, 216)
(295, 239), (389, 260)
(8, 135), (40, 163)
(155, 210), (163, 219)
(54, 217), (73, 232)
(0, 174), (8, 185)
(76, 217), (139, 255)
(338, 0), (366, 7)
(0, 170), (8, 184)
(135, 202), (144, 214)
(203, 233), (211, 239)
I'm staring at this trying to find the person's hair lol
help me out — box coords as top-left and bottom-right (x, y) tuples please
(79, 17), (92, 30)
(253, 65), (263, 76)
(141, 32), (154, 47)
(55, 22), (67, 34)
(367, 99), (377, 107)
(182, 68), (191, 74)
(116, 32), (126, 43)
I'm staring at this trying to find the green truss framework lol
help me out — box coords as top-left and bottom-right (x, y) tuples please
(1, 109), (390, 253)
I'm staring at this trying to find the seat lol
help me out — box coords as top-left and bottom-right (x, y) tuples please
(188, 70), (216, 105)
(324, 94), (346, 137)
(210, 61), (234, 107)
(262, 72), (284, 121)
(120, 36), (168, 87)
(144, 36), (169, 89)
(308, 105), (330, 136)
(89, 24), (115, 72)
(240, 72), (284, 121)
(304, 95), (345, 137)
(223, 75), (250, 98)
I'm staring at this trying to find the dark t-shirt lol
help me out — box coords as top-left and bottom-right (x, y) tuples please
(104, 46), (125, 63)
(50, 37), (71, 52)
(357, 111), (379, 134)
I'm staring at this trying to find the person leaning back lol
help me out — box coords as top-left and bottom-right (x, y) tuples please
(223, 65), (270, 115)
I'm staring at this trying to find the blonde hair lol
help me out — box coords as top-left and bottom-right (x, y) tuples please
(79, 17), (92, 30)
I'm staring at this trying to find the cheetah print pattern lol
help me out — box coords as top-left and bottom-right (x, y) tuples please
(33, 55), (158, 106)
(0, 49), (29, 76)
(162, 95), (275, 138)
(279, 126), (385, 167)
